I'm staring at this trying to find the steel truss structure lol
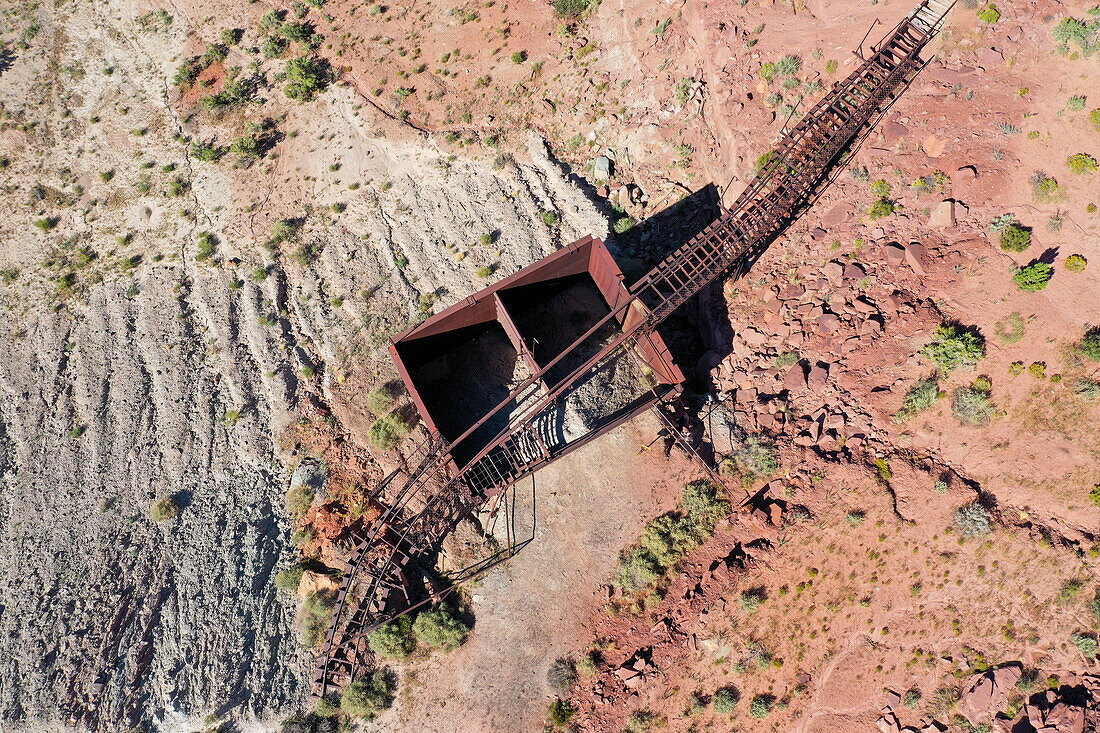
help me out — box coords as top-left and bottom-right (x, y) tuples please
(311, 0), (955, 699)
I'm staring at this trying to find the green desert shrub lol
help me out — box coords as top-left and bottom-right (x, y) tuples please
(285, 483), (314, 517)
(951, 385), (996, 426)
(1077, 328), (1100, 361)
(298, 591), (335, 647)
(1031, 171), (1060, 201)
(548, 697), (574, 726)
(366, 384), (398, 414)
(977, 3), (1001, 23)
(368, 413), (411, 449)
(552, 0), (593, 18)
(340, 669), (395, 720)
(1072, 632), (1098, 660)
(921, 324), (986, 373)
(712, 686), (739, 714)
(368, 616), (416, 660)
(613, 481), (728, 593)
(999, 222), (1031, 251)
(1067, 153), (1099, 174)
(868, 199), (896, 220)
(776, 54), (802, 76)
(749, 694), (775, 718)
(150, 495), (181, 521)
(1013, 261), (1053, 292)
(896, 377), (939, 419)
(412, 604), (469, 652)
(274, 565), (304, 593)
(624, 711), (658, 732)
(952, 504), (991, 537)
(284, 55), (330, 101)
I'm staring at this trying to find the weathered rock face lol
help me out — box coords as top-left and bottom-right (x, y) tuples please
(0, 273), (308, 731)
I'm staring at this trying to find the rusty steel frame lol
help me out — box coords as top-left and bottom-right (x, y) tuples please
(311, 0), (954, 700)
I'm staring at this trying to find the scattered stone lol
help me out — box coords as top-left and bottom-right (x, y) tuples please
(959, 665), (1022, 725)
(823, 260), (845, 282)
(884, 242), (906, 265)
(593, 156), (612, 181)
(843, 262), (866, 280)
(807, 364), (829, 391)
(883, 121), (909, 141)
(922, 134), (947, 158)
(742, 328), (767, 346)
(903, 242), (928, 276)
(784, 363), (808, 391)
(928, 200), (955, 227)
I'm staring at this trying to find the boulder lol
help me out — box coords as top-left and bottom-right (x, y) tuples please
(928, 200), (955, 227)
(959, 665), (1022, 725)
(593, 156), (612, 181)
(784, 363), (808, 391)
(808, 364), (829, 391)
(922, 134), (947, 158)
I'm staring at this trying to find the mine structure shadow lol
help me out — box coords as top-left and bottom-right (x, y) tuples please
(311, 0), (957, 701)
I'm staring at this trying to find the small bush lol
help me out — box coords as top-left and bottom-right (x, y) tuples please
(868, 199), (896, 220)
(921, 324), (986, 373)
(739, 587), (767, 613)
(548, 698), (574, 727)
(196, 232), (216, 260)
(577, 650), (600, 677)
(870, 179), (892, 198)
(1028, 361), (1046, 379)
(952, 504), (991, 537)
(1066, 254), (1088, 271)
(613, 216), (635, 234)
(1031, 171), (1060, 201)
(476, 265), (493, 278)
(728, 434), (778, 483)
(896, 377), (939, 419)
(547, 656), (577, 693)
(285, 484), (314, 517)
(977, 3), (1001, 23)
(748, 694), (775, 718)
(1013, 262), (1053, 292)
(150, 495), (181, 521)
(951, 386), (996, 426)
(366, 384), (398, 414)
(368, 413), (411, 449)
(624, 711), (657, 732)
(1078, 328), (1100, 361)
(903, 688), (922, 708)
(776, 54), (802, 75)
(412, 604), (469, 652)
(1072, 631), (1098, 660)
(274, 565), (304, 593)
(540, 211), (559, 226)
(510, 50), (526, 63)
(999, 222), (1031, 252)
(552, 0), (593, 18)
(994, 312), (1025, 344)
(616, 546), (661, 591)
(1067, 153), (1099, 174)
(368, 616), (416, 660)
(712, 686), (739, 714)
(340, 670), (395, 720)
(1069, 95), (1088, 111)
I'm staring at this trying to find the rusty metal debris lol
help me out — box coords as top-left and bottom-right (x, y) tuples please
(311, 0), (956, 700)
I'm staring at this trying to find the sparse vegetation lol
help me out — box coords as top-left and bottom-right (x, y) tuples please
(150, 495), (181, 522)
(994, 312), (1025, 344)
(547, 656), (577, 693)
(366, 384), (398, 414)
(921, 324), (986, 373)
(896, 377), (940, 420)
(548, 698), (574, 727)
(1013, 261), (1053, 292)
(1072, 631), (1098, 660)
(412, 604), (470, 651)
(1076, 328), (1100, 361)
(340, 670), (395, 720)
(712, 686), (739, 714)
(952, 504), (992, 537)
(998, 222), (1031, 252)
(367, 616), (416, 660)
(285, 483), (314, 517)
(613, 481), (729, 595)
